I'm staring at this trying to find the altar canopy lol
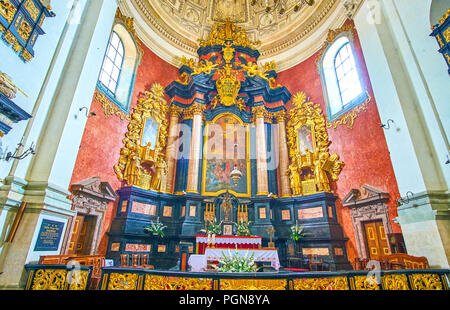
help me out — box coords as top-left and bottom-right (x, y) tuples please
(195, 235), (262, 254)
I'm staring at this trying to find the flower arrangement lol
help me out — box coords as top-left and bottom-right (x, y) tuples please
(203, 218), (222, 235)
(290, 221), (307, 241)
(214, 247), (258, 273)
(143, 217), (167, 238)
(234, 220), (253, 236)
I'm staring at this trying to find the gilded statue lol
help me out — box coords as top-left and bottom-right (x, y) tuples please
(150, 154), (168, 191)
(285, 92), (345, 196)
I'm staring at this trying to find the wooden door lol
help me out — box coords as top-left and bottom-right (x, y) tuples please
(67, 215), (84, 255)
(76, 216), (96, 255)
(363, 220), (390, 260)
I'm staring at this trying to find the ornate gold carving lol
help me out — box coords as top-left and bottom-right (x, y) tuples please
(437, 9), (450, 27)
(21, 49), (33, 62)
(0, 72), (18, 99)
(114, 83), (169, 192)
(107, 273), (138, 290)
(293, 277), (349, 290)
(220, 279), (287, 290)
(68, 270), (89, 290)
(409, 274), (443, 290)
(31, 269), (67, 290)
(286, 92), (345, 196)
(144, 275), (212, 290)
(326, 92), (371, 129)
(18, 19), (32, 41)
(199, 20), (260, 49)
(94, 89), (131, 121)
(381, 274), (409, 290)
(0, 0), (16, 23)
(25, 0), (39, 21)
(214, 64), (241, 108)
(352, 276), (380, 290)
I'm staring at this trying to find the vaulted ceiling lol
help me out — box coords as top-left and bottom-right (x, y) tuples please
(120, 0), (357, 71)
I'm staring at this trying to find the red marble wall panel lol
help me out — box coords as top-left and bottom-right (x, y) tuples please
(277, 20), (402, 263)
(69, 43), (179, 255)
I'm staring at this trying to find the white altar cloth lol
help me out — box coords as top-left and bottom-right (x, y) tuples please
(188, 254), (207, 272)
(204, 248), (281, 270)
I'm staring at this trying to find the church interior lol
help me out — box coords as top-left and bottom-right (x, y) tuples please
(0, 0), (448, 291)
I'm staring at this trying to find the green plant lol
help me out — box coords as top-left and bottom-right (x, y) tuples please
(203, 218), (222, 235)
(290, 222), (307, 241)
(214, 247), (258, 273)
(234, 220), (253, 236)
(143, 217), (167, 238)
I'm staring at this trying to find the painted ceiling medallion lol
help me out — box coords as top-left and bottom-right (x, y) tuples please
(120, 0), (355, 71)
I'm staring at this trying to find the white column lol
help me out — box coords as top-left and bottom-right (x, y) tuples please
(0, 0), (118, 288)
(354, 0), (449, 268)
(186, 103), (204, 193)
(254, 106), (269, 196)
(276, 111), (290, 197)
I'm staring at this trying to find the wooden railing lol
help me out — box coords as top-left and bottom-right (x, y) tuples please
(95, 268), (449, 291)
(24, 264), (92, 290)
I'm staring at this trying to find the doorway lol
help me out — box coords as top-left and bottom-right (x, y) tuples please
(68, 215), (97, 255)
(363, 220), (391, 260)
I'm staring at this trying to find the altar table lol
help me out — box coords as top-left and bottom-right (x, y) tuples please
(195, 235), (262, 254)
(204, 247), (281, 271)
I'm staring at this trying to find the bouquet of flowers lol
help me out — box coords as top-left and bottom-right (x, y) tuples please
(290, 221), (307, 241)
(206, 218), (222, 235)
(215, 247), (258, 273)
(234, 220), (253, 237)
(143, 217), (167, 238)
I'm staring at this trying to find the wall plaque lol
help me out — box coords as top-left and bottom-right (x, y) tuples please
(189, 205), (196, 217)
(125, 244), (151, 252)
(131, 202), (156, 215)
(281, 209), (291, 221)
(302, 248), (330, 256)
(163, 206), (173, 217)
(259, 207), (266, 219)
(298, 207), (323, 219)
(34, 219), (65, 251)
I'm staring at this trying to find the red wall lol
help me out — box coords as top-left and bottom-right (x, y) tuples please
(70, 43), (179, 254)
(277, 20), (402, 263)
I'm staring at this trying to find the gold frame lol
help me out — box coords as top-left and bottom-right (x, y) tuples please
(201, 112), (251, 198)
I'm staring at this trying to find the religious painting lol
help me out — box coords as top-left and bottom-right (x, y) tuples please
(141, 117), (159, 149)
(297, 124), (314, 155)
(212, 0), (248, 23)
(202, 114), (250, 197)
(223, 224), (233, 236)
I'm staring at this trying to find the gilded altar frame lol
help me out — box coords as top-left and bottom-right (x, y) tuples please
(114, 83), (169, 191)
(286, 92), (345, 196)
(201, 112), (251, 198)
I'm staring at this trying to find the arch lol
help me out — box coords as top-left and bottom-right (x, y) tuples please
(97, 22), (142, 112)
(430, 0), (449, 26)
(319, 32), (368, 121)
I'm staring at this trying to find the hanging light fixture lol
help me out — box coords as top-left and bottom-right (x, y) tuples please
(250, 0), (315, 15)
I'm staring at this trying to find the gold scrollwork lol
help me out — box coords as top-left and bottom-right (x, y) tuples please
(326, 92), (371, 129)
(144, 275), (212, 290)
(114, 83), (169, 192)
(409, 274), (443, 290)
(94, 89), (131, 121)
(381, 274), (409, 290)
(67, 270), (89, 290)
(286, 92), (345, 196)
(352, 275), (380, 290)
(293, 277), (349, 290)
(220, 279), (287, 290)
(107, 273), (138, 290)
(31, 269), (67, 290)
(199, 20), (260, 49)
(0, 0), (16, 23)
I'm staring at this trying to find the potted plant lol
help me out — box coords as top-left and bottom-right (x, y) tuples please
(214, 247), (259, 273)
(234, 220), (253, 237)
(143, 217), (167, 238)
(290, 221), (308, 242)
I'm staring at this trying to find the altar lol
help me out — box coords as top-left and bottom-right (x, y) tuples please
(195, 235), (262, 254)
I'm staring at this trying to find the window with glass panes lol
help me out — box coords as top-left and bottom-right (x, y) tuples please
(334, 42), (363, 109)
(98, 32), (124, 95)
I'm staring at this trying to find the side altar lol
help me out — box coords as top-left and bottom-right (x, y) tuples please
(105, 21), (352, 271)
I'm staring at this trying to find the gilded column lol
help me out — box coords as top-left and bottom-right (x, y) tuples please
(276, 111), (290, 197)
(253, 106), (269, 196)
(165, 105), (183, 193)
(186, 103), (205, 193)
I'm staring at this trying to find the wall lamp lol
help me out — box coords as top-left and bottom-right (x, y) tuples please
(397, 191), (414, 206)
(380, 119), (395, 130)
(79, 107), (96, 118)
(5, 137), (36, 161)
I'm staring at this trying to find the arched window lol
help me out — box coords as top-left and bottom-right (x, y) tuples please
(99, 32), (124, 95)
(320, 35), (368, 121)
(97, 23), (141, 113)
